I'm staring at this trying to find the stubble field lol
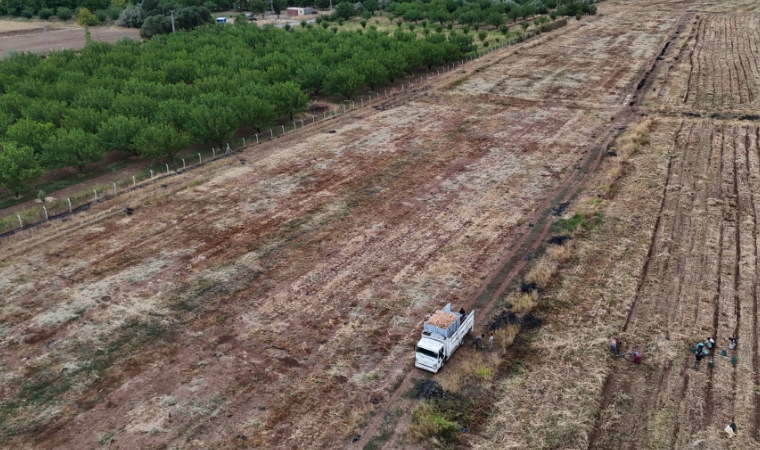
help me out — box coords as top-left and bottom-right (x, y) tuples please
(3, 1), (759, 449)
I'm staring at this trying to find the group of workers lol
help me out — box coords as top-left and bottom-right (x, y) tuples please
(610, 335), (741, 438)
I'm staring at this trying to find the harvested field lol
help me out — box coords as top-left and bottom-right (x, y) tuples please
(0, 27), (140, 54)
(453, 10), (677, 108)
(0, 20), (43, 34)
(0, 86), (606, 448)
(475, 2), (760, 449)
(6, 0), (760, 449)
(646, 13), (760, 113)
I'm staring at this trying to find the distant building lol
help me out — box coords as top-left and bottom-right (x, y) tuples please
(286, 7), (314, 16)
(215, 17), (227, 23)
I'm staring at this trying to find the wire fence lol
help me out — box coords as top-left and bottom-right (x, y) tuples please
(0, 20), (567, 239)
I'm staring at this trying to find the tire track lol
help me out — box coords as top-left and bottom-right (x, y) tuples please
(751, 126), (760, 438)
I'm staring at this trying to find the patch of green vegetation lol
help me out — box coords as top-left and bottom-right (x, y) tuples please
(364, 427), (393, 450)
(551, 212), (603, 235)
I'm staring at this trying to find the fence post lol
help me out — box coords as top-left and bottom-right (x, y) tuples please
(150, 169), (154, 179)
(324, 111), (327, 119)
(255, 134), (259, 144)
(17, 215), (22, 229)
(94, 189), (98, 201)
(343, 104), (346, 113)
(242, 138), (246, 148)
(351, 101), (355, 109)
(361, 98), (364, 107)
(293, 121), (296, 129)
(301, 119), (304, 127)
(226, 143), (231, 154)
(166, 163), (169, 174)
(437, 70), (440, 76)
(312, 116), (315, 124)
(182, 158), (186, 169)
(270, 129), (273, 139)
(281, 125), (285, 134)
(68, 198), (72, 212)
(43, 206), (48, 220)
(198, 153), (202, 164)
(212, 148), (216, 157)
(384, 89), (387, 97)
(133, 175), (136, 188)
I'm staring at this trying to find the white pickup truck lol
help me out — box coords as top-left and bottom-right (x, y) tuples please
(415, 303), (475, 373)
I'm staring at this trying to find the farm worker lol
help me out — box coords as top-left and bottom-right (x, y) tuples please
(470, 335), (482, 350)
(725, 421), (737, 438)
(694, 351), (704, 370)
(697, 342), (705, 354)
(610, 339), (618, 354)
(460, 308), (466, 324)
(488, 334), (494, 351)
(705, 337), (715, 349)
(728, 337), (738, 350)
(631, 351), (642, 365)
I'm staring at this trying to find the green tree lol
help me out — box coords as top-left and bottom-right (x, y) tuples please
(41, 128), (103, 172)
(78, 8), (98, 26)
(381, 51), (406, 83)
(250, 0), (267, 17)
(235, 96), (277, 132)
(272, 0), (287, 18)
(60, 108), (108, 135)
(356, 59), (388, 91)
(363, 0), (379, 14)
(0, 142), (43, 198)
(427, 9), (450, 25)
(333, 2), (355, 20)
(403, 9), (424, 23)
(418, 40), (446, 70)
(324, 66), (364, 99)
(268, 82), (308, 120)
(449, 32), (475, 54)
(187, 94), (241, 147)
(5, 119), (55, 155)
(297, 63), (329, 96)
(487, 12), (504, 28)
(134, 124), (191, 162)
(98, 115), (146, 156)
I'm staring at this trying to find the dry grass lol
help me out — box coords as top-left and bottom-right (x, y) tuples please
(494, 324), (521, 352)
(596, 119), (652, 199)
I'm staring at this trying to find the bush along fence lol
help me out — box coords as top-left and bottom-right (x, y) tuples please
(0, 19), (568, 239)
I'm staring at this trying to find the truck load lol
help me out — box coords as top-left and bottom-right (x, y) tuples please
(415, 303), (474, 373)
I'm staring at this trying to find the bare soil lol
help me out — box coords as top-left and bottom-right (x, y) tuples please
(0, 26), (140, 53)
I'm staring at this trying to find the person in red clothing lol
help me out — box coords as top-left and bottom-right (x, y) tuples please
(631, 351), (642, 364)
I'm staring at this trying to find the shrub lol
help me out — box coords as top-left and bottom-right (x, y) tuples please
(57, 7), (73, 21)
(520, 21), (529, 30)
(434, 24), (442, 33)
(331, 26), (338, 33)
(39, 8), (54, 19)
(410, 402), (460, 443)
(500, 24), (509, 34)
(21, 8), (33, 19)
(462, 25), (469, 34)
(106, 5), (123, 20)
(116, 4), (144, 28)
(446, 21), (453, 30)
(78, 8), (98, 26)
(576, 13), (582, 20)
(359, 19), (366, 28)
(477, 31), (487, 41)
(283, 23), (291, 31)
(361, 10), (371, 19)
(337, 18), (345, 26)
(37, 190), (46, 202)
(95, 9), (108, 23)
(321, 21), (329, 29)
(300, 20), (307, 27)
